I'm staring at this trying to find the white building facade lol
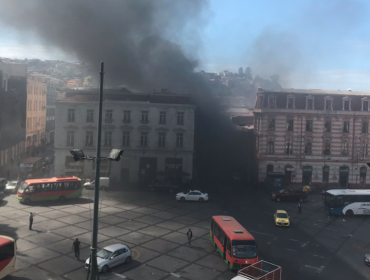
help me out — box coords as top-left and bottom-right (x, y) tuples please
(54, 91), (195, 186)
(253, 88), (370, 189)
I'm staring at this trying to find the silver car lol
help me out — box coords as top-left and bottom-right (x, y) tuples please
(5, 181), (19, 194)
(365, 253), (370, 266)
(85, 244), (132, 273)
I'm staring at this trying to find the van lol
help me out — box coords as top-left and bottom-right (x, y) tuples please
(84, 177), (110, 190)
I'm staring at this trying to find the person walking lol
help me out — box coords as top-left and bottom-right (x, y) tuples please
(298, 202), (302, 214)
(72, 238), (81, 259)
(29, 212), (36, 230)
(187, 229), (193, 248)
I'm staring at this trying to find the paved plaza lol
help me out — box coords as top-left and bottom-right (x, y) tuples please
(1, 188), (370, 280)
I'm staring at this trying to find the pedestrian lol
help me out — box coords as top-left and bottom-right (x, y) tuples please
(298, 202), (302, 214)
(187, 229), (193, 248)
(29, 212), (36, 230)
(72, 238), (81, 259)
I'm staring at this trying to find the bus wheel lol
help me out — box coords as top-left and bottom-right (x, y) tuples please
(59, 196), (66, 202)
(345, 210), (354, 216)
(24, 198), (30, 204)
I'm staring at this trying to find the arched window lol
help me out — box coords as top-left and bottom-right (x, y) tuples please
(305, 139), (312, 155)
(323, 139), (331, 155)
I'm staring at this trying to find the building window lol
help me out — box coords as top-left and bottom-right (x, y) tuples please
(86, 109), (94, 123)
(105, 110), (113, 123)
(287, 97), (294, 109)
(304, 139), (312, 155)
(141, 111), (149, 124)
(360, 142), (368, 157)
(122, 131), (130, 147)
(268, 118), (275, 131)
(362, 121), (368, 134)
(67, 109), (75, 122)
(285, 140), (293, 155)
(158, 132), (166, 147)
(344, 100), (350, 111)
(104, 131), (112, 147)
(140, 132), (148, 147)
(363, 101), (369, 111)
(66, 131), (74, 146)
(176, 133), (184, 148)
(256, 95), (264, 108)
(343, 121), (350, 133)
(267, 140), (274, 154)
(85, 131), (93, 147)
(306, 98), (314, 109)
(123, 110), (131, 124)
(268, 97), (276, 108)
(325, 99), (332, 110)
(266, 164), (274, 174)
(306, 120), (313, 132)
(159, 111), (166, 124)
(341, 140), (349, 156)
(324, 120), (331, 132)
(323, 139), (331, 155)
(322, 166), (329, 183)
(286, 118), (294, 131)
(177, 112), (184, 125)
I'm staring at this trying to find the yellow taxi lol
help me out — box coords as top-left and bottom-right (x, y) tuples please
(274, 210), (290, 227)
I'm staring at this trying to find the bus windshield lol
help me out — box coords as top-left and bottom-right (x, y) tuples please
(17, 182), (29, 194)
(232, 240), (257, 259)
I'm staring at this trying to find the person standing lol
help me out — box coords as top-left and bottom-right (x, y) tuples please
(72, 238), (81, 259)
(298, 202), (302, 214)
(29, 212), (36, 230)
(187, 229), (193, 248)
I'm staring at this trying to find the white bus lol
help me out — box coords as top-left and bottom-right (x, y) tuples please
(323, 189), (370, 216)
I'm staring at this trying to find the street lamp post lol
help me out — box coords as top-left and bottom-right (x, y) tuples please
(69, 63), (124, 280)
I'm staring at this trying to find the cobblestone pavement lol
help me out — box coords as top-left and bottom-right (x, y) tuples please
(1, 190), (235, 280)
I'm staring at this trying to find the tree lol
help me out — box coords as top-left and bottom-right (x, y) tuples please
(238, 67), (244, 77)
(245, 67), (253, 80)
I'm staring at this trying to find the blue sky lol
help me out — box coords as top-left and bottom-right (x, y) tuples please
(1, 0), (370, 91)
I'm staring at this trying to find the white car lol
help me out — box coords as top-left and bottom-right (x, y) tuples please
(176, 190), (209, 202)
(85, 244), (131, 273)
(5, 181), (19, 194)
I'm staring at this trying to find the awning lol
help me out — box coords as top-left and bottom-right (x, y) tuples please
(285, 165), (294, 172)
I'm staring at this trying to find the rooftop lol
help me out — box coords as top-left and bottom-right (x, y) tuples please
(58, 89), (194, 105)
(261, 88), (370, 97)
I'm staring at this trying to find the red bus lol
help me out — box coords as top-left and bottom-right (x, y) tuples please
(210, 216), (258, 270)
(0, 236), (16, 278)
(17, 176), (82, 203)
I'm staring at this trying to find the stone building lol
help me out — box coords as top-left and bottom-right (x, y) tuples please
(26, 73), (49, 156)
(46, 78), (62, 146)
(253, 88), (370, 189)
(54, 90), (195, 186)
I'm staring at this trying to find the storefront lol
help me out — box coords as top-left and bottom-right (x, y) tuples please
(139, 157), (157, 186)
(339, 166), (349, 188)
(165, 158), (183, 184)
(302, 166), (312, 185)
(285, 165), (294, 185)
(360, 166), (367, 188)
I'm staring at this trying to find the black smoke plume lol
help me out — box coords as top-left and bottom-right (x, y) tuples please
(0, 0), (247, 185)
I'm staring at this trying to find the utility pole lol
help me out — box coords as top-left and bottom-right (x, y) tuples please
(89, 62), (104, 280)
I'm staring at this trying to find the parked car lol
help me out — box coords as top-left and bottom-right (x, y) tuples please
(176, 190), (208, 202)
(365, 253), (370, 266)
(149, 183), (180, 193)
(5, 181), (19, 194)
(271, 189), (308, 202)
(274, 210), (290, 227)
(84, 177), (110, 190)
(85, 244), (131, 273)
(0, 178), (7, 191)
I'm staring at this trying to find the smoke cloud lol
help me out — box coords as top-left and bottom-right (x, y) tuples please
(0, 0), (208, 92)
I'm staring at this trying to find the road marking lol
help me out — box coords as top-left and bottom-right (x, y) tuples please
(284, 248), (297, 252)
(290, 239), (300, 242)
(132, 249), (140, 260)
(301, 242), (307, 247)
(305, 265), (325, 273)
(313, 254), (325, 259)
(171, 273), (181, 278)
(112, 273), (126, 278)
